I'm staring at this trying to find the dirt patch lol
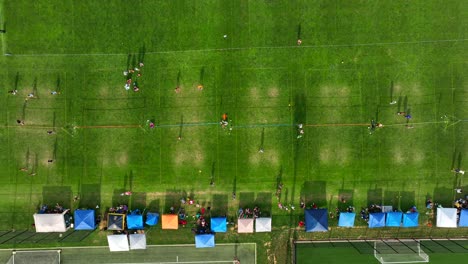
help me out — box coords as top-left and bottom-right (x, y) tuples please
(250, 87), (260, 98)
(268, 87), (280, 97)
(320, 85), (350, 97)
(250, 149), (279, 165)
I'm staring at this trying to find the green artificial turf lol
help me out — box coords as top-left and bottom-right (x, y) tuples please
(0, 0), (467, 263)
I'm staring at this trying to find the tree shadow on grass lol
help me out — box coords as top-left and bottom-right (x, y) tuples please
(384, 190), (415, 211)
(433, 187), (453, 207)
(300, 181), (326, 207)
(164, 189), (183, 213)
(211, 194), (228, 216)
(147, 199), (160, 212)
(42, 186), (72, 209)
(337, 189), (354, 211)
(79, 184), (101, 211)
(239, 192), (255, 209)
(255, 192), (272, 216)
(367, 188), (383, 206)
(131, 192), (147, 210)
(112, 189), (130, 206)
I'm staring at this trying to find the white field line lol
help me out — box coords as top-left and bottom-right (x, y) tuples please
(5, 39), (468, 57)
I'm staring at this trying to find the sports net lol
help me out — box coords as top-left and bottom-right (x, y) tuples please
(6, 250), (60, 264)
(374, 240), (429, 264)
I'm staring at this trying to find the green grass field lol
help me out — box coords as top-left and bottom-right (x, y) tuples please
(0, 0), (467, 263)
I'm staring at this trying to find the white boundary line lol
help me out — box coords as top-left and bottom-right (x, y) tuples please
(0, 242), (257, 251)
(5, 38), (468, 57)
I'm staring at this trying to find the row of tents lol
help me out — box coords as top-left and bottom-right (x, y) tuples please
(33, 208), (468, 233)
(305, 208), (468, 232)
(33, 210), (161, 233)
(33, 209), (273, 233)
(107, 233), (216, 251)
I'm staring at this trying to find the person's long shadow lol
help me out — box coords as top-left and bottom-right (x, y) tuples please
(403, 95), (408, 112)
(397, 95), (402, 112)
(56, 75), (61, 93)
(389, 81), (394, 102)
(14, 72), (19, 91)
(138, 44), (146, 64)
(22, 101), (27, 120)
(259, 128), (265, 150)
(177, 70), (181, 87)
(178, 115), (183, 139)
(199, 67), (205, 86)
(210, 161), (216, 185)
(32, 77), (38, 98)
(232, 176), (237, 198)
(126, 54), (132, 71)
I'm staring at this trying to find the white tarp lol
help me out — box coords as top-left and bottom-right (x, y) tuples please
(237, 218), (254, 233)
(33, 211), (69, 233)
(255, 217), (272, 232)
(107, 235), (129, 252)
(129, 234), (147, 250)
(382, 206), (393, 213)
(436, 208), (457, 228)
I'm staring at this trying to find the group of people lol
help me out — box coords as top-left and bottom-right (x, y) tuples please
(109, 204), (128, 214)
(39, 203), (68, 214)
(123, 62), (144, 92)
(297, 123), (304, 138)
(237, 206), (262, 218)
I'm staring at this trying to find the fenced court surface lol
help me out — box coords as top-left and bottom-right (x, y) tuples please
(295, 239), (468, 264)
(0, 243), (255, 264)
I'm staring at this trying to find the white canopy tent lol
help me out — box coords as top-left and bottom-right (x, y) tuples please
(436, 208), (457, 228)
(129, 234), (147, 250)
(237, 218), (254, 233)
(255, 217), (272, 232)
(107, 235), (130, 252)
(33, 210), (70, 233)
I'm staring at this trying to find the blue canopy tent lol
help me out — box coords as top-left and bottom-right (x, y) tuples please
(211, 217), (227, 232)
(386, 212), (402, 227)
(305, 209), (328, 232)
(127, 214), (144, 229)
(74, 209), (96, 230)
(369, 212), (386, 228)
(145, 212), (159, 226)
(402, 212), (419, 228)
(195, 234), (215, 248)
(459, 209), (468, 227)
(338, 212), (355, 227)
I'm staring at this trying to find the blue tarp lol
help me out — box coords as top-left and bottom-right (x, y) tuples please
(402, 212), (419, 228)
(145, 212), (159, 226)
(74, 210), (95, 230)
(195, 234), (215, 248)
(386, 212), (402, 227)
(127, 214), (144, 229)
(305, 209), (328, 232)
(338, 212), (355, 227)
(459, 209), (468, 227)
(211, 217), (227, 232)
(369, 213), (386, 228)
